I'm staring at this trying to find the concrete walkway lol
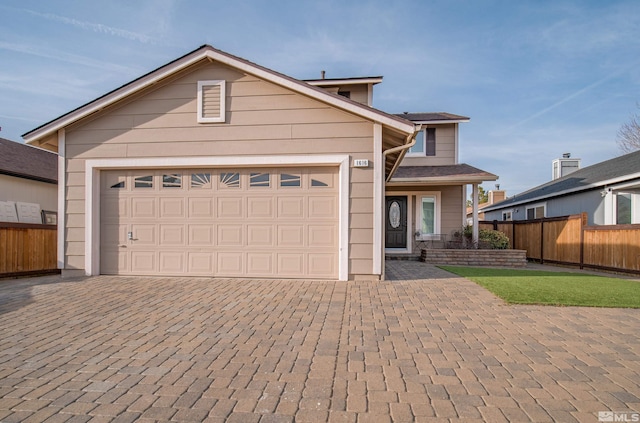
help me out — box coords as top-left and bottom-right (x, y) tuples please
(0, 263), (638, 422)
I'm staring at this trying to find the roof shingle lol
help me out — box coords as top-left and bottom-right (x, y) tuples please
(0, 137), (57, 184)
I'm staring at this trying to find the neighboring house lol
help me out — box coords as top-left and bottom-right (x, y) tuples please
(24, 45), (497, 280)
(483, 150), (640, 225)
(0, 137), (57, 224)
(465, 188), (507, 225)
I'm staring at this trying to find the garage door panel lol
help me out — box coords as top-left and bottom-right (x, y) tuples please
(247, 253), (274, 275)
(160, 197), (185, 218)
(188, 224), (213, 245)
(101, 197), (128, 221)
(308, 225), (335, 247)
(101, 167), (338, 279)
(132, 224), (156, 244)
(188, 252), (214, 273)
(102, 223), (128, 244)
(218, 252), (243, 275)
(277, 253), (304, 275)
(309, 196), (336, 219)
(160, 225), (185, 246)
(188, 197), (213, 217)
(277, 225), (304, 247)
(277, 197), (304, 218)
(218, 225), (243, 246)
(247, 225), (273, 246)
(132, 197), (156, 219)
(247, 197), (274, 218)
(131, 251), (156, 273)
(159, 251), (185, 273)
(308, 253), (336, 278)
(218, 197), (243, 218)
(101, 250), (127, 274)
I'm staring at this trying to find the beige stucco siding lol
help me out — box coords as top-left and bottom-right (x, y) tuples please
(0, 174), (57, 212)
(399, 124), (457, 167)
(63, 61), (377, 276)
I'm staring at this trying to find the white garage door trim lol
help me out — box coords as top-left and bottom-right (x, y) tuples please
(85, 155), (350, 280)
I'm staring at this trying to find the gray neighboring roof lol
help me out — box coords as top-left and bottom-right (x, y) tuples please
(0, 137), (57, 184)
(483, 150), (640, 212)
(394, 112), (470, 123)
(389, 164), (497, 184)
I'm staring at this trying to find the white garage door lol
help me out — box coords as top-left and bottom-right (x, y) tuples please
(100, 167), (338, 279)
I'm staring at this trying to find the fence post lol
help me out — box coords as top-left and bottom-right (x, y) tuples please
(579, 212), (587, 269)
(540, 220), (544, 264)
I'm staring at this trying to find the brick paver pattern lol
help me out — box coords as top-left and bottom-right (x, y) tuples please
(0, 261), (639, 422)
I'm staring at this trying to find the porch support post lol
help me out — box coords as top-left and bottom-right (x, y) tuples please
(472, 183), (479, 247)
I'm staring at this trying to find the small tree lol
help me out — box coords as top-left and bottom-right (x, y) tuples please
(617, 103), (640, 154)
(466, 185), (489, 207)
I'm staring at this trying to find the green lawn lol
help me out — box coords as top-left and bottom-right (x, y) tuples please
(439, 266), (640, 308)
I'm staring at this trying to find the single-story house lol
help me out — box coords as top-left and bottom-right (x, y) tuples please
(24, 45), (496, 280)
(483, 150), (640, 225)
(0, 137), (57, 224)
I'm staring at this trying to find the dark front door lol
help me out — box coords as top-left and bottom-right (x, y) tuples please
(385, 196), (407, 248)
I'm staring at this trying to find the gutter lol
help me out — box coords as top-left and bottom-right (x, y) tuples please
(383, 125), (422, 183)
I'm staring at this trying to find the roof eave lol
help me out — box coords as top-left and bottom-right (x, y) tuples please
(388, 174), (498, 185)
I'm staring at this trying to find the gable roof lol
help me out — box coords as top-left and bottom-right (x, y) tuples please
(483, 150), (640, 212)
(0, 137), (57, 184)
(23, 45), (415, 147)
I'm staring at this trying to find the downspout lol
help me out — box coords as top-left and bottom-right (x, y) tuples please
(383, 124), (422, 182)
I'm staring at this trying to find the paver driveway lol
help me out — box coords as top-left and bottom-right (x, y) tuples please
(0, 262), (639, 422)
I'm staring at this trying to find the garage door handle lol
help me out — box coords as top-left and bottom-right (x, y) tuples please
(118, 244), (127, 248)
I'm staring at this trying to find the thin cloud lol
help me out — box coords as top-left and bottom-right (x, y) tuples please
(496, 63), (636, 136)
(0, 41), (136, 74)
(21, 8), (155, 44)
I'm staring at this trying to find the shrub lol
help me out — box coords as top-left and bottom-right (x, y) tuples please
(479, 228), (510, 249)
(453, 226), (510, 249)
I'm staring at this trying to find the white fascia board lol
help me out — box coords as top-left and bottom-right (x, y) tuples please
(26, 47), (413, 144)
(414, 119), (470, 124)
(389, 175), (498, 185)
(306, 77), (384, 86)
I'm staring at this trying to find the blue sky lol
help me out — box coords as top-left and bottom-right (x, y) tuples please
(1, 0), (639, 195)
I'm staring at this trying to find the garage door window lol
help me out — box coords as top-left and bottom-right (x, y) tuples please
(163, 174), (182, 188)
(110, 181), (125, 189)
(280, 173), (301, 187)
(135, 175), (153, 188)
(191, 173), (211, 188)
(250, 172), (270, 188)
(220, 172), (240, 188)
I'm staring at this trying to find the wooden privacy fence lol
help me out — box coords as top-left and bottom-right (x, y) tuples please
(0, 223), (58, 277)
(480, 213), (640, 275)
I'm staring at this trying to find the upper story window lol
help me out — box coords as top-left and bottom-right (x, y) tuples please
(407, 128), (436, 156)
(197, 80), (226, 123)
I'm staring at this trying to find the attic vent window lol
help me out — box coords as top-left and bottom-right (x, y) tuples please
(197, 80), (226, 123)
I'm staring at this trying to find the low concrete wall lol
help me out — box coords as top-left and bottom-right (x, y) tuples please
(420, 249), (527, 268)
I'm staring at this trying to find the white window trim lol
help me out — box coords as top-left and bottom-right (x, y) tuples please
(405, 129), (425, 157)
(415, 192), (442, 240)
(85, 155), (350, 281)
(197, 80), (226, 123)
(502, 209), (514, 221)
(526, 203), (546, 219)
